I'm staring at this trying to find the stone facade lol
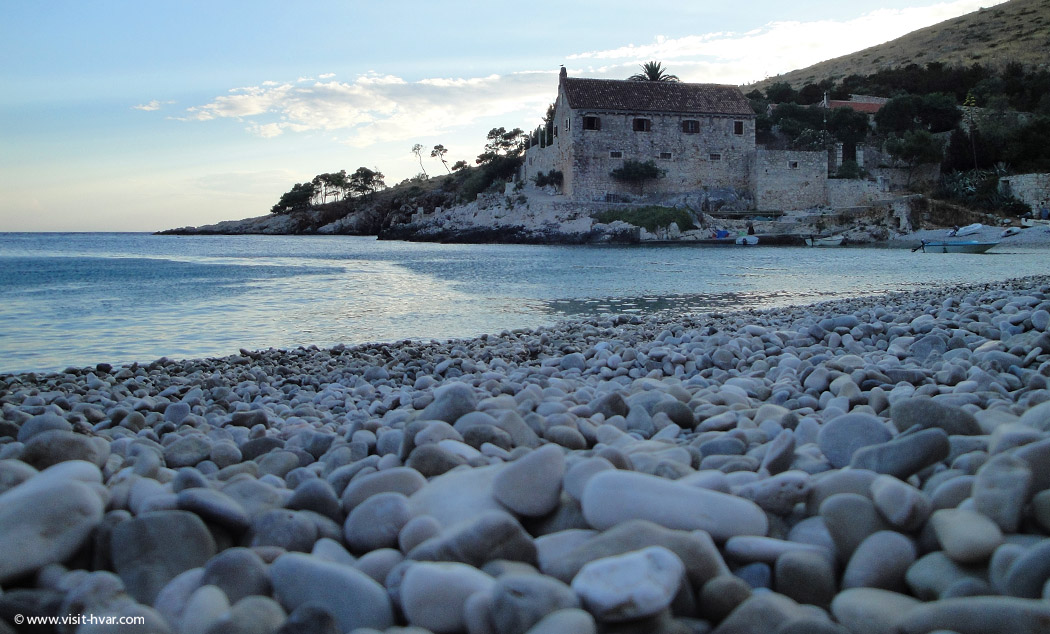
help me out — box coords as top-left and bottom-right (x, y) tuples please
(752, 150), (827, 211)
(524, 69), (756, 202)
(999, 173), (1050, 212)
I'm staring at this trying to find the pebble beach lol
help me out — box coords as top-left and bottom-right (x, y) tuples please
(4, 275), (1050, 633)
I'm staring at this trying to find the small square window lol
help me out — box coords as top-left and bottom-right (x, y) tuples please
(609, 151), (623, 158)
(709, 153), (722, 161)
(788, 161), (800, 169)
(734, 120), (745, 135)
(659, 152), (672, 160)
(584, 116), (601, 131)
(682, 120), (700, 133)
(633, 118), (651, 132)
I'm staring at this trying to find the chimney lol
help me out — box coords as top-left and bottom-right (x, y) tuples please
(559, 66), (567, 84)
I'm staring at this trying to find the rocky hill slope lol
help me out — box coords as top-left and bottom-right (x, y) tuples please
(751, 0), (1050, 90)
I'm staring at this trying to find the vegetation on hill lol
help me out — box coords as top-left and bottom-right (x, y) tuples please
(748, 54), (1050, 217)
(265, 127), (527, 233)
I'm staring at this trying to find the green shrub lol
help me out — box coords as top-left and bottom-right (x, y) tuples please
(592, 206), (696, 233)
(533, 170), (563, 188)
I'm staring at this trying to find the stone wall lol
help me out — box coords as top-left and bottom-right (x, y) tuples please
(752, 150), (828, 211)
(999, 173), (1050, 212)
(827, 179), (884, 208)
(524, 84), (756, 202)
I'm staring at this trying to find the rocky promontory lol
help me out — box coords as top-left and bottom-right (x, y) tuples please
(4, 277), (1050, 632)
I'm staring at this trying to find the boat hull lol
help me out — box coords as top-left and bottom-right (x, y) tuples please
(805, 235), (845, 247)
(918, 240), (998, 254)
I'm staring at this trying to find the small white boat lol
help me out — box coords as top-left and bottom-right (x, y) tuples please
(735, 235), (758, 246)
(916, 240), (998, 254)
(1021, 217), (1050, 228)
(1001, 227), (1021, 238)
(805, 234), (845, 247)
(947, 223), (982, 237)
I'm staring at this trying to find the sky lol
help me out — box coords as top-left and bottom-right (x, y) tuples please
(0, 0), (1008, 232)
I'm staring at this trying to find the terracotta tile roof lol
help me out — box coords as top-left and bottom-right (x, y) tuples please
(826, 100), (884, 114)
(562, 77), (754, 116)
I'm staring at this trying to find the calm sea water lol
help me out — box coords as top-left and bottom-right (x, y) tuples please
(1, 232), (1047, 374)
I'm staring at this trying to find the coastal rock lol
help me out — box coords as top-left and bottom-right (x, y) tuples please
(895, 596), (1050, 634)
(841, 530), (917, 591)
(0, 467), (105, 583)
(848, 427), (950, 479)
(408, 510), (537, 567)
(817, 413), (893, 468)
(111, 510), (217, 604)
(493, 443), (565, 517)
(400, 561), (494, 634)
(891, 396), (981, 435)
(270, 552), (393, 632)
(570, 546), (684, 622)
(580, 470), (768, 540)
(490, 572), (579, 634)
(419, 382), (477, 423)
(830, 588), (921, 634)
(344, 491), (412, 553)
(973, 453), (1033, 533)
(522, 608), (596, 634)
(929, 508), (1003, 564)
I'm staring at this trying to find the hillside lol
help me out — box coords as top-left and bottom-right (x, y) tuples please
(750, 0), (1050, 90)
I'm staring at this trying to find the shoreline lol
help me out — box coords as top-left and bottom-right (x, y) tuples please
(2, 275), (1050, 632)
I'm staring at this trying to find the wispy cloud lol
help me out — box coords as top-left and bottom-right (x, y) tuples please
(181, 71), (554, 146)
(132, 99), (174, 111)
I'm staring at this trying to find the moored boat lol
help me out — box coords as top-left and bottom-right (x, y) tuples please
(915, 240), (998, 254)
(805, 234), (845, 247)
(947, 223), (982, 237)
(735, 235), (758, 246)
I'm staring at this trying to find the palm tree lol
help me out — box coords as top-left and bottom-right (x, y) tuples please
(628, 61), (679, 82)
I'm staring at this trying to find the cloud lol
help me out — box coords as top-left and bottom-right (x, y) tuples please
(569, 0), (1008, 83)
(183, 71), (555, 146)
(132, 99), (174, 111)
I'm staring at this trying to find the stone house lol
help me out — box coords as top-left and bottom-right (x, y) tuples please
(524, 68), (758, 201)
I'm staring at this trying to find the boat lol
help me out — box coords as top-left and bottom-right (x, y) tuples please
(947, 223), (982, 237)
(735, 235), (758, 246)
(915, 240), (999, 254)
(1001, 227), (1021, 238)
(1021, 217), (1050, 228)
(805, 234), (845, 247)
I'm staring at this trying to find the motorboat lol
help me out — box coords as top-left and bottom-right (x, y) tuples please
(915, 240), (998, 254)
(947, 223), (982, 237)
(805, 234), (845, 247)
(735, 235), (758, 246)
(1001, 226), (1021, 238)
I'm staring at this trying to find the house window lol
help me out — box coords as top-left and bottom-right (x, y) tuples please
(633, 118), (651, 132)
(609, 151), (623, 158)
(709, 153), (722, 161)
(788, 161), (800, 169)
(584, 116), (601, 131)
(554, 125), (558, 137)
(682, 120), (700, 133)
(734, 120), (745, 135)
(565, 118), (570, 131)
(659, 152), (672, 160)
